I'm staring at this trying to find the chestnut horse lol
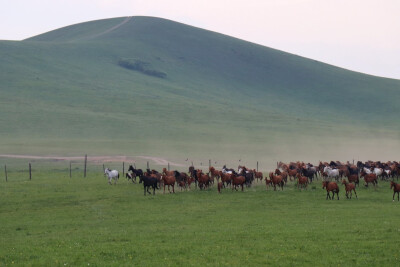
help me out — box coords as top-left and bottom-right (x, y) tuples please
(209, 166), (220, 182)
(341, 180), (357, 199)
(217, 182), (223, 193)
(265, 178), (272, 190)
(220, 172), (232, 188)
(322, 181), (339, 200)
(390, 181), (400, 201)
(296, 174), (308, 189)
(231, 174), (246, 191)
(196, 170), (210, 190)
(361, 171), (378, 187)
(269, 172), (284, 191)
(254, 169), (263, 182)
(346, 173), (359, 187)
(162, 168), (175, 177)
(161, 175), (176, 194)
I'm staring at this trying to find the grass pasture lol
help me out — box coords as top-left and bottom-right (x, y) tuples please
(1, 172), (399, 266)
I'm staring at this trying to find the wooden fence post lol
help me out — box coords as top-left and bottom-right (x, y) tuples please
(191, 161), (193, 167)
(84, 154), (87, 178)
(70, 162), (72, 178)
(168, 162), (170, 171)
(102, 164), (105, 173)
(147, 161), (149, 170)
(4, 165), (7, 182)
(29, 163), (32, 180)
(257, 161), (259, 172)
(123, 162), (125, 175)
(134, 163), (136, 169)
(209, 159), (211, 168)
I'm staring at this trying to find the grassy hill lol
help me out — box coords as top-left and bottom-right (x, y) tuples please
(1, 16), (400, 166)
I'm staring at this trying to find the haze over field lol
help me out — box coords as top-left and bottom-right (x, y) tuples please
(1, 16), (400, 167)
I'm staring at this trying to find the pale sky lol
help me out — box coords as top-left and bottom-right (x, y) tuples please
(1, 0), (399, 79)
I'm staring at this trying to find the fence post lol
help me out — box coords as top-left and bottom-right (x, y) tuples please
(257, 161), (259, 172)
(168, 162), (170, 171)
(84, 154), (87, 178)
(191, 161), (193, 167)
(29, 163), (32, 180)
(134, 163), (136, 169)
(102, 164), (105, 173)
(147, 161), (149, 170)
(70, 162), (72, 178)
(4, 165), (7, 182)
(123, 162), (125, 175)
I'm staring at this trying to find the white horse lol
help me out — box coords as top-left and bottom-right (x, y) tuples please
(323, 166), (340, 180)
(363, 167), (372, 174)
(104, 168), (119, 185)
(373, 168), (383, 177)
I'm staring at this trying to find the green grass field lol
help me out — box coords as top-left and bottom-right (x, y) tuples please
(1, 171), (399, 266)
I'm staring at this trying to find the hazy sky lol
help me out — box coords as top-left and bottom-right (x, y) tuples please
(1, 0), (399, 79)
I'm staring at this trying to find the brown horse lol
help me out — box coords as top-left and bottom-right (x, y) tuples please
(361, 171), (378, 187)
(162, 168), (175, 177)
(254, 170), (263, 182)
(322, 181), (339, 200)
(232, 174), (246, 191)
(346, 174), (359, 187)
(217, 182), (223, 193)
(209, 166), (220, 182)
(265, 178), (272, 190)
(178, 180), (187, 191)
(220, 172), (232, 188)
(296, 174), (308, 189)
(390, 181), (400, 201)
(162, 175), (176, 194)
(196, 170), (210, 190)
(341, 180), (357, 199)
(269, 172), (284, 191)
(288, 169), (298, 181)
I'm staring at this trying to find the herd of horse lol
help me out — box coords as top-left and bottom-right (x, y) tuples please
(103, 160), (400, 201)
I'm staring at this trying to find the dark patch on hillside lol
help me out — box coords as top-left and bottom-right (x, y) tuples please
(118, 58), (167, 78)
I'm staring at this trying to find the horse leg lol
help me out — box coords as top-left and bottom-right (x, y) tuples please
(172, 184), (175, 193)
(354, 189), (357, 199)
(241, 184), (244, 191)
(326, 191), (330, 200)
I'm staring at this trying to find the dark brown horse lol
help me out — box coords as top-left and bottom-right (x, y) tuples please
(322, 181), (339, 200)
(341, 180), (357, 199)
(390, 181), (400, 201)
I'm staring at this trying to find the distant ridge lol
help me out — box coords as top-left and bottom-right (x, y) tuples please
(1, 16), (400, 162)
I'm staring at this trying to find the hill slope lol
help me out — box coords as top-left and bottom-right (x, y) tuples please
(1, 16), (400, 165)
